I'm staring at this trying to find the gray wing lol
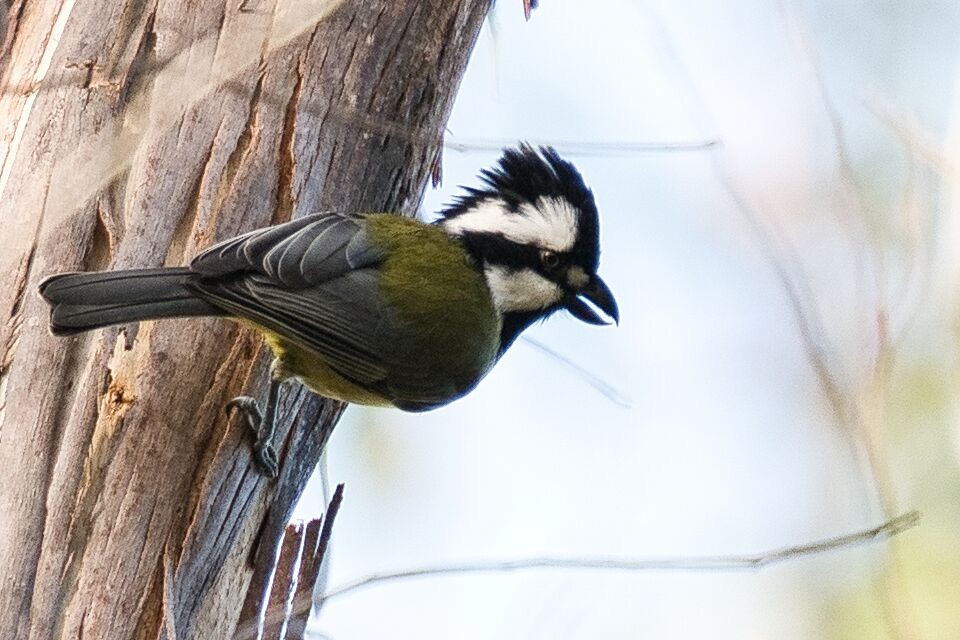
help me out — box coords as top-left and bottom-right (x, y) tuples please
(187, 212), (392, 386)
(190, 211), (383, 287)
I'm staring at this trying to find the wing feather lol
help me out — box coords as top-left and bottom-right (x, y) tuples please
(196, 271), (389, 384)
(187, 212), (391, 387)
(190, 212), (380, 285)
(186, 212), (474, 407)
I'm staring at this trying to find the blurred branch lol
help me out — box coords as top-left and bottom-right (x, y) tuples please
(868, 97), (956, 176)
(780, 0), (878, 297)
(868, 96), (939, 349)
(316, 511), (920, 606)
(443, 137), (722, 155)
(1, 14), (722, 215)
(780, 5), (933, 640)
(635, 2), (849, 429)
(618, 9), (934, 639)
(520, 336), (633, 408)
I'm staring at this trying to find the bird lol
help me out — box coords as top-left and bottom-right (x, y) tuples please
(39, 145), (618, 477)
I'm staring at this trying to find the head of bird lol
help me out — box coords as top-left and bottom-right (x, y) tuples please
(439, 145), (618, 350)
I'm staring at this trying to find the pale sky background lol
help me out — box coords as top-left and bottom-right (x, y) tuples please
(293, 1), (960, 638)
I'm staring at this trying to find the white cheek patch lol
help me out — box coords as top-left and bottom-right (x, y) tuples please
(484, 265), (564, 313)
(443, 197), (579, 252)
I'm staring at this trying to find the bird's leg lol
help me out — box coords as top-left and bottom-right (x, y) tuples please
(226, 365), (284, 478)
(252, 379), (281, 477)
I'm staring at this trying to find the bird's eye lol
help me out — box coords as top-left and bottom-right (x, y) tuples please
(540, 250), (560, 269)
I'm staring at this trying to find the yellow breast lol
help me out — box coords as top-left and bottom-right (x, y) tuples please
(261, 332), (394, 406)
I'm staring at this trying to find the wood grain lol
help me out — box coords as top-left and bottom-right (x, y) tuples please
(0, 1), (490, 637)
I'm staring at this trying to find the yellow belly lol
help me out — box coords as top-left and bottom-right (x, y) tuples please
(260, 328), (394, 407)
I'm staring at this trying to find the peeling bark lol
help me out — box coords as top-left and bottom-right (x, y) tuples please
(0, 1), (490, 637)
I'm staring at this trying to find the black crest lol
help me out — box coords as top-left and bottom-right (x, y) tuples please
(442, 144), (596, 220)
(441, 145), (601, 272)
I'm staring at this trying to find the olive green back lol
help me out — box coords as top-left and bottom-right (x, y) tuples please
(365, 214), (500, 404)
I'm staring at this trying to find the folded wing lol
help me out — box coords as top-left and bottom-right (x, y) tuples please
(187, 212), (391, 386)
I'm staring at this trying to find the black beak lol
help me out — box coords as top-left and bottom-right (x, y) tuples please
(564, 276), (619, 326)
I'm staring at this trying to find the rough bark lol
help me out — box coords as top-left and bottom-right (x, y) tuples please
(0, 0), (490, 637)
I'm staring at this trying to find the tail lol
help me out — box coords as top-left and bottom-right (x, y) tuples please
(38, 268), (225, 336)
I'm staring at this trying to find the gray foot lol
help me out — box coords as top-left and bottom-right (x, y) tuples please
(226, 395), (279, 478)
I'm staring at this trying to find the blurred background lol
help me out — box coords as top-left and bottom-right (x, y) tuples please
(296, 1), (960, 637)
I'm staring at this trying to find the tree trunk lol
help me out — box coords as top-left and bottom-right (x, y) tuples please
(0, 1), (489, 637)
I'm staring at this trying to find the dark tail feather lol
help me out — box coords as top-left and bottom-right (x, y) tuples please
(38, 268), (225, 336)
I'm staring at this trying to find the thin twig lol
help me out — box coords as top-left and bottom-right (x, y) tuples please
(868, 96), (940, 350)
(443, 137), (721, 155)
(635, 2), (851, 432)
(520, 336), (633, 408)
(777, 6), (928, 640)
(779, 0), (877, 310)
(315, 511), (920, 606)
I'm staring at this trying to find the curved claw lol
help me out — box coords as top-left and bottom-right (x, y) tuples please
(253, 441), (279, 478)
(225, 395), (277, 478)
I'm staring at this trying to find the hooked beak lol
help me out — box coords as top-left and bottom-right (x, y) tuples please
(564, 275), (619, 326)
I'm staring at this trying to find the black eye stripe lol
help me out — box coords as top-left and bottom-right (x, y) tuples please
(458, 232), (571, 274)
(437, 146), (601, 273)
